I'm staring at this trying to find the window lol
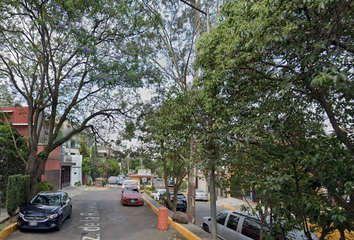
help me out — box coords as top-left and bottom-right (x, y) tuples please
(70, 140), (76, 148)
(216, 212), (228, 226)
(241, 217), (269, 240)
(227, 214), (240, 231)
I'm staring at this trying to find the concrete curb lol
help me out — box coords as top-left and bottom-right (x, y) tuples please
(86, 186), (110, 190)
(0, 222), (18, 240)
(221, 204), (236, 211)
(143, 196), (202, 240)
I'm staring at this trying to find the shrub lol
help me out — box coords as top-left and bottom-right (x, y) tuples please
(6, 175), (30, 217)
(74, 182), (81, 186)
(180, 181), (187, 191)
(36, 180), (49, 193)
(101, 179), (106, 186)
(48, 182), (54, 191)
(151, 186), (156, 191)
(19, 175), (30, 209)
(6, 175), (21, 216)
(87, 179), (92, 186)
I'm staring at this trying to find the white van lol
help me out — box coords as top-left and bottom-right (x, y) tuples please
(121, 180), (140, 192)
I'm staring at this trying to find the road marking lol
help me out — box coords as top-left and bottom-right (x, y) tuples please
(79, 205), (101, 239)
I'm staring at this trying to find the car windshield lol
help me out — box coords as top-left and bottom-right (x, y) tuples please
(125, 187), (140, 193)
(31, 194), (61, 206)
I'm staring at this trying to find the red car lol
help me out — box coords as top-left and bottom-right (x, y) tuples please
(121, 186), (144, 206)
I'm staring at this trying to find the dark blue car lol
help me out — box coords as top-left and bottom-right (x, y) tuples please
(17, 191), (72, 231)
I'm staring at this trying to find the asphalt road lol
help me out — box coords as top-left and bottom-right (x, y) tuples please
(152, 178), (223, 229)
(6, 185), (186, 240)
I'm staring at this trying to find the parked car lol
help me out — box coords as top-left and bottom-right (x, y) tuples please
(121, 180), (140, 192)
(121, 186), (144, 206)
(17, 191), (72, 231)
(195, 189), (209, 201)
(201, 210), (319, 240)
(108, 176), (118, 184)
(167, 180), (173, 187)
(161, 191), (187, 212)
(117, 177), (124, 185)
(151, 189), (166, 200)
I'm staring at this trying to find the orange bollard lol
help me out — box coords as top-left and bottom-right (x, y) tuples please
(158, 206), (169, 231)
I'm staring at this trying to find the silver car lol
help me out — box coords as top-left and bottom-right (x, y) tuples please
(201, 210), (319, 240)
(108, 176), (118, 184)
(195, 189), (209, 201)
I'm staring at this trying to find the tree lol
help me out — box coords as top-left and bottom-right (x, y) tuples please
(79, 136), (90, 159)
(106, 157), (120, 176)
(138, 88), (195, 212)
(138, 0), (218, 222)
(0, 122), (28, 205)
(196, 0), (354, 238)
(0, 0), (152, 197)
(0, 83), (21, 107)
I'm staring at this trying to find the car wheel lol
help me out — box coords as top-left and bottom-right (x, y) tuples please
(203, 224), (210, 233)
(55, 216), (62, 231)
(67, 207), (72, 219)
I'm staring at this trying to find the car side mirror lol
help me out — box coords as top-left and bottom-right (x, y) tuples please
(62, 201), (67, 206)
(208, 218), (211, 221)
(26, 200), (30, 205)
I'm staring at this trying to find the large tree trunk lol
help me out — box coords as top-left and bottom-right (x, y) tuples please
(25, 147), (47, 199)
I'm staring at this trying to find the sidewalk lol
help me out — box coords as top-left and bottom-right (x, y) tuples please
(216, 196), (256, 211)
(0, 185), (87, 224)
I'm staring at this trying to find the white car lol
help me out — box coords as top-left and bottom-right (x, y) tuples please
(121, 180), (140, 192)
(202, 210), (319, 240)
(195, 189), (209, 201)
(108, 176), (118, 184)
(151, 189), (166, 200)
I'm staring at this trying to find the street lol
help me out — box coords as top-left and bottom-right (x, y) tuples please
(153, 179), (223, 228)
(6, 186), (186, 240)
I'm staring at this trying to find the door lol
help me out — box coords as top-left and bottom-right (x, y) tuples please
(216, 212), (229, 239)
(220, 214), (246, 240)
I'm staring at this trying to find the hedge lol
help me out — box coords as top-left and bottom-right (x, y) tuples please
(6, 174), (30, 217)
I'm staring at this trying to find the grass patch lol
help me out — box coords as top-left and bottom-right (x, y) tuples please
(0, 220), (12, 231)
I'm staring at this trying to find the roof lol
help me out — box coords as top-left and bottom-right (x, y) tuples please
(129, 174), (153, 177)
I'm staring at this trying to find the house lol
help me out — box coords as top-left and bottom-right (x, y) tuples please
(129, 169), (154, 188)
(0, 107), (83, 190)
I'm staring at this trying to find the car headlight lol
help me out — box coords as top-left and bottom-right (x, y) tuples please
(19, 212), (24, 218)
(47, 213), (58, 219)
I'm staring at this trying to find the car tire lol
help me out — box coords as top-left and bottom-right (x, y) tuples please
(55, 216), (62, 231)
(203, 224), (210, 233)
(67, 207), (72, 219)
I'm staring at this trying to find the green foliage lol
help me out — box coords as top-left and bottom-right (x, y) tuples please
(0, 0), (154, 198)
(196, 0), (354, 237)
(87, 179), (92, 186)
(101, 179), (106, 187)
(36, 180), (50, 193)
(48, 182), (54, 191)
(6, 175), (30, 217)
(74, 182), (81, 186)
(106, 158), (121, 176)
(19, 175), (30, 209)
(6, 175), (21, 216)
(0, 122), (28, 204)
(180, 181), (187, 191)
(79, 137), (90, 158)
